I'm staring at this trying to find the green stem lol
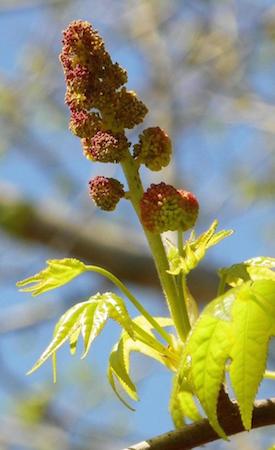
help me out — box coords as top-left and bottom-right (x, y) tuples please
(121, 151), (189, 342)
(177, 231), (191, 334)
(86, 264), (171, 345)
(132, 322), (179, 368)
(217, 274), (226, 296)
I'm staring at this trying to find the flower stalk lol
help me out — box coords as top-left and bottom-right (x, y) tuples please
(121, 152), (190, 341)
(59, 19), (200, 343)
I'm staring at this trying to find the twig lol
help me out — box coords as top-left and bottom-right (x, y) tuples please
(122, 397), (275, 450)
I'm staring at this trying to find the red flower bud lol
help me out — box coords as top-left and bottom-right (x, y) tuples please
(133, 127), (172, 171)
(83, 131), (129, 163)
(89, 176), (124, 211)
(140, 182), (199, 233)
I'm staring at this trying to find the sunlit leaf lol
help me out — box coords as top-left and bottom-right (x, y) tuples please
(175, 278), (275, 437)
(108, 317), (176, 407)
(176, 286), (237, 437)
(230, 280), (275, 429)
(183, 282), (199, 326)
(170, 373), (202, 428)
(28, 292), (134, 374)
(183, 314), (232, 438)
(167, 221), (233, 276)
(219, 257), (275, 287)
(17, 258), (87, 296)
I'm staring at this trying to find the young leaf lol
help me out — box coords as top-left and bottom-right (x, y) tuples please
(170, 373), (202, 428)
(229, 280), (275, 430)
(219, 257), (275, 288)
(81, 292), (135, 358)
(175, 278), (275, 437)
(176, 287), (238, 438)
(28, 292), (134, 374)
(17, 258), (87, 296)
(183, 282), (199, 326)
(167, 220), (233, 276)
(108, 317), (175, 407)
(69, 327), (81, 355)
(108, 337), (139, 410)
(185, 315), (232, 438)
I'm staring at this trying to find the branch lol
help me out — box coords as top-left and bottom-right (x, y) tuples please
(0, 183), (218, 301)
(123, 396), (275, 450)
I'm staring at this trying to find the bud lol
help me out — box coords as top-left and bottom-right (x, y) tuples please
(112, 88), (148, 130)
(133, 127), (172, 171)
(83, 131), (129, 163)
(88, 176), (124, 211)
(69, 110), (102, 138)
(140, 182), (199, 233)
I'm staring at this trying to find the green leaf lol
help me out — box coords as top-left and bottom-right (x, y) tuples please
(17, 258), (87, 296)
(81, 292), (135, 358)
(177, 287), (237, 438)
(219, 257), (275, 287)
(108, 317), (175, 408)
(166, 243), (182, 275)
(69, 327), (81, 355)
(229, 280), (275, 429)
(108, 338), (138, 410)
(175, 278), (275, 437)
(185, 316), (232, 438)
(177, 391), (202, 422)
(28, 292), (134, 375)
(167, 221), (233, 276)
(170, 374), (202, 428)
(183, 282), (199, 326)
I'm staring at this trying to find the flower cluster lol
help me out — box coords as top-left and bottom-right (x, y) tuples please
(61, 20), (199, 229)
(83, 131), (129, 163)
(60, 20), (147, 135)
(134, 127), (172, 171)
(140, 183), (199, 233)
(88, 176), (125, 211)
(60, 20), (150, 211)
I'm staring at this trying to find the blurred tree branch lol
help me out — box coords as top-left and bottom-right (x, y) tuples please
(0, 182), (218, 301)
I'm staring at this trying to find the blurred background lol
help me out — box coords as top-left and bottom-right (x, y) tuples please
(0, 0), (275, 449)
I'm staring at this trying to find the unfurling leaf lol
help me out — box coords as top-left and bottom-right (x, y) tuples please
(174, 279), (275, 437)
(17, 258), (87, 296)
(170, 373), (202, 428)
(28, 292), (134, 375)
(183, 282), (199, 326)
(108, 317), (176, 408)
(219, 256), (275, 288)
(167, 220), (233, 275)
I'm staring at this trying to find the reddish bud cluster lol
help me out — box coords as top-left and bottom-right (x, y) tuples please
(140, 182), (199, 233)
(60, 20), (147, 138)
(69, 110), (103, 138)
(88, 176), (125, 211)
(82, 131), (129, 163)
(60, 21), (127, 110)
(134, 127), (172, 171)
